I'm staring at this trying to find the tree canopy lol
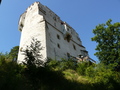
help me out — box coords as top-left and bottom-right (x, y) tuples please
(9, 46), (19, 61)
(91, 19), (120, 64)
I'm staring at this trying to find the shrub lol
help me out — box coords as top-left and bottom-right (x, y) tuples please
(45, 59), (61, 70)
(76, 62), (91, 76)
(86, 63), (120, 89)
(85, 65), (95, 77)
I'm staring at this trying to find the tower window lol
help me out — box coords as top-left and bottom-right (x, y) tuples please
(73, 44), (76, 50)
(20, 23), (24, 27)
(67, 53), (70, 59)
(57, 43), (60, 49)
(67, 27), (69, 31)
(57, 34), (60, 39)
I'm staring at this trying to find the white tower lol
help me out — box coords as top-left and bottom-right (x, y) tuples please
(17, 2), (88, 63)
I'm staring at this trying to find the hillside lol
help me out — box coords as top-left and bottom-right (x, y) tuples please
(0, 54), (120, 90)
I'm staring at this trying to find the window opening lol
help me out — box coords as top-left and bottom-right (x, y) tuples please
(73, 44), (76, 50)
(67, 53), (70, 59)
(67, 28), (69, 31)
(57, 43), (60, 49)
(66, 34), (71, 42)
(57, 34), (60, 40)
(20, 23), (24, 27)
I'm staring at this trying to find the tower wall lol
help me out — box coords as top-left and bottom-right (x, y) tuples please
(18, 2), (47, 63)
(18, 2), (88, 63)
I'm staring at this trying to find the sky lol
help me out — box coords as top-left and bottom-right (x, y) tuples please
(0, 0), (120, 63)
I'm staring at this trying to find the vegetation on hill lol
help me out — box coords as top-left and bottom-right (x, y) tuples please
(0, 35), (120, 90)
(0, 53), (120, 90)
(0, 20), (120, 89)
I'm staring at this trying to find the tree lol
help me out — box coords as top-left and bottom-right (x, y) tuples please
(91, 19), (120, 64)
(0, 52), (10, 62)
(22, 38), (44, 69)
(9, 46), (19, 61)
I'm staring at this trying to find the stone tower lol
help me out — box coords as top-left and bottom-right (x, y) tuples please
(17, 2), (88, 63)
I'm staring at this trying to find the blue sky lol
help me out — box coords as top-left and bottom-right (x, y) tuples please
(0, 0), (120, 62)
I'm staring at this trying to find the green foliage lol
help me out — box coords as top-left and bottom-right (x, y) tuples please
(46, 58), (77, 71)
(0, 57), (29, 90)
(48, 59), (120, 89)
(85, 65), (95, 77)
(59, 58), (76, 71)
(46, 58), (120, 89)
(0, 52), (11, 63)
(0, 53), (6, 61)
(91, 19), (120, 64)
(22, 38), (44, 69)
(1, 38), (120, 89)
(85, 63), (120, 89)
(1, 50), (120, 90)
(9, 46), (19, 61)
(45, 59), (60, 70)
(76, 62), (92, 75)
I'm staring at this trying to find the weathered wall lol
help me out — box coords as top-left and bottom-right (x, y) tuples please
(17, 2), (47, 63)
(17, 2), (88, 63)
(46, 21), (86, 60)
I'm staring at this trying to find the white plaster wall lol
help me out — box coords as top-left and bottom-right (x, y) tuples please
(17, 2), (47, 63)
(46, 23), (86, 60)
(18, 2), (88, 63)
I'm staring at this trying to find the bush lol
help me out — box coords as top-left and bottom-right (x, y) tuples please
(59, 58), (76, 71)
(85, 65), (95, 77)
(76, 62), (91, 76)
(85, 63), (120, 89)
(0, 59), (29, 90)
(45, 59), (60, 70)
(46, 58), (77, 71)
